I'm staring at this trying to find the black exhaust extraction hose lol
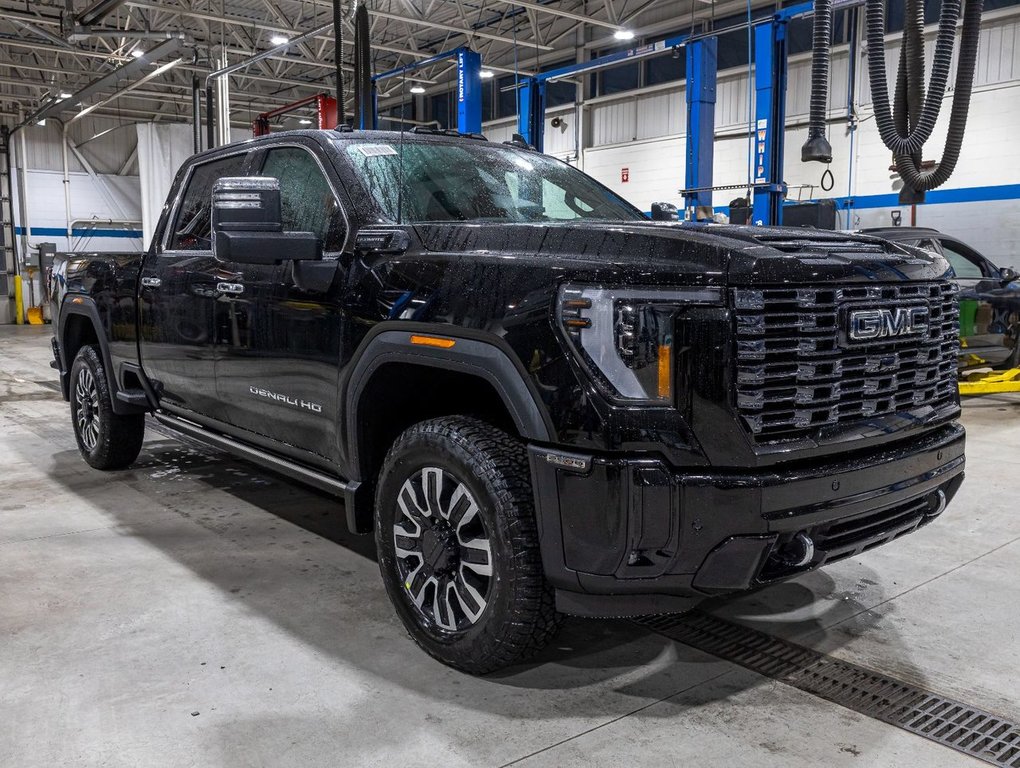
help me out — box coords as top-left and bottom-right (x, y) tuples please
(894, 0), (985, 191)
(865, 0), (962, 156)
(802, 0), (834, 163)
(334, 0), (345, 126)
(352, 3), (372, 129)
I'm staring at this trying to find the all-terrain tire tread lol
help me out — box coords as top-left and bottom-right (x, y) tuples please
(375, 416), (562, 674)
(70, 345), (145, 470)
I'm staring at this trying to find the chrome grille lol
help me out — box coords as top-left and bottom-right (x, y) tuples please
(733, 282), (959, 441)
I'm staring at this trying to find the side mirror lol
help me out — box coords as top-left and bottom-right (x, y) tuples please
(211, 176), (322, 264)
(1000, 266), (1018, 283)
(650, 202), (679, 221)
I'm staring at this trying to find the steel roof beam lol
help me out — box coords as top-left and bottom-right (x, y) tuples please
(76, 0), (131, 28)
(120, 1), (555, 52)
(22, 35), (190, 126)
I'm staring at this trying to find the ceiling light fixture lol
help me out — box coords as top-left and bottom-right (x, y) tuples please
(614, 29), (635, 41)
(270, 35), (289, 46)
(298, 118), (313, 125)
(59, 92), (73, 99)
(480, 69), (494, 79)
(409, 84), (426, 94)
(131, 48), (145, 58)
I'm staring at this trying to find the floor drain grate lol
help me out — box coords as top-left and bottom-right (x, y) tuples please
(637, 611), (1020, 766)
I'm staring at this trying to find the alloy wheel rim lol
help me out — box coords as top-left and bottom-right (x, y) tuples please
(392, 466), (493, 632)
(74, 367), (100, 452)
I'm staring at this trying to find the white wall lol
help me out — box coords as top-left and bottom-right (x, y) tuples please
(12, 168), (143, 254)
(12, 115), (145, 257)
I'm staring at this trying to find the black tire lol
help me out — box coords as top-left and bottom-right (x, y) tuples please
(69, 345), (145, 470)
(993, 327), (1020, 370)
(374, 416), (562, 674)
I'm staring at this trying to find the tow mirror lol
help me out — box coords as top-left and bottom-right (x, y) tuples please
(1000, 266), (1019, 283)
(650, 202), (679, 222)
(211, 176), (321, 264)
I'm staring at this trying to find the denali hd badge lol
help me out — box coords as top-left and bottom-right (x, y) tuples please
(248, 386), (322, 413)
(846, 306), (929, 342)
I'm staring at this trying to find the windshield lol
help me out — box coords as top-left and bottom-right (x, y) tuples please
(340, 139), (645, 224)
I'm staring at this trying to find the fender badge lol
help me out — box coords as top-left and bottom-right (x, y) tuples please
(543, 452), (591, 472)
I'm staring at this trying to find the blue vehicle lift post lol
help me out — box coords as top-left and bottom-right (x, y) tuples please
(372, 46), (483, 134)
(749, 2), (813, 225)
(684, 38), (718, 218)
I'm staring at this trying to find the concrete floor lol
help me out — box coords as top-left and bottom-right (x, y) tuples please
(1, 324), (1017, 768)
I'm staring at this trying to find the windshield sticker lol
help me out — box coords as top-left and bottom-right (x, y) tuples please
(355, 144), (399, 157)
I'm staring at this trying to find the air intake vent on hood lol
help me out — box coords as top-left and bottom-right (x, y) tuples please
(754, 235), (888, 254)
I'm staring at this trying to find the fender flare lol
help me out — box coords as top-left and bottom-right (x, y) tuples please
(57, 296), (141, 415)
(342, 323), (555, 482)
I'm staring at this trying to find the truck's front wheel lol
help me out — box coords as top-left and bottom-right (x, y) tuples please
(69, 345), (145, 470)
(374, 416), (561, 674)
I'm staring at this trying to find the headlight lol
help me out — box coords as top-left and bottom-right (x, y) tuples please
(558, 284), (724, 404)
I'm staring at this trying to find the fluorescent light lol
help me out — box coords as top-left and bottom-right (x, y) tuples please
(298, 118), (312, 125)
(409, 85), (426, 94)
(270, 35), (289, 46)
(613, 29), (635, 40)
(59, 92), (73, 99)
(131, 48), (145, 58)
(480, 69), (494, 79)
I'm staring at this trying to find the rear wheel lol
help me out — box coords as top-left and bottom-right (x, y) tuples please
(69, 345), (145, 470)
(374, 416), (561, 674)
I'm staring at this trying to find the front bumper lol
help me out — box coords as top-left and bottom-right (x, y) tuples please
(529, 423), (965, 617)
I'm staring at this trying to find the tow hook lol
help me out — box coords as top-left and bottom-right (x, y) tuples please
(773, 532), (815, 568)
(925, 489), (948, 518)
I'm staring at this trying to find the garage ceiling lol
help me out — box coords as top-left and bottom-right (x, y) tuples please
(0, 0), (741, 126)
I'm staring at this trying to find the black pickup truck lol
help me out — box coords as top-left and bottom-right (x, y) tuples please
(50, 128), (965, 674)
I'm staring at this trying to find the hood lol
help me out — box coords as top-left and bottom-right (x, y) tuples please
(414, 220), (951, 286)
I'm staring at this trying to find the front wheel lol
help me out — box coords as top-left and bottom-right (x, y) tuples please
(69, 345), (145, 470)
(374, 416), (561, 674)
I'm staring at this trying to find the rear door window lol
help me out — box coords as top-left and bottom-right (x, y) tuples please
(168, 154), (247, 251)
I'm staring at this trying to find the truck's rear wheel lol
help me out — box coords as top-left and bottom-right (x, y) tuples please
(374, 416), (561, 674)
(70, 345), (145, 470)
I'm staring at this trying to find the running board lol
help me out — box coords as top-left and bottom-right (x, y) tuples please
(153, 412), (354, 500)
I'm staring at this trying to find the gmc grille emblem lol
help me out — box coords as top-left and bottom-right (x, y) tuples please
(847, 306), (928, 342)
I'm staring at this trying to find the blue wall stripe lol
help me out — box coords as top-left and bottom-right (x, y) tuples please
(819, 183), (1020, 210)
(15, 226), (143, 239)
(704, 182), (1020, 216)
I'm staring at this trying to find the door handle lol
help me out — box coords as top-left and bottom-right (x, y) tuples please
(216, 282), (244, 295)
(141, 276), (161, 288)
